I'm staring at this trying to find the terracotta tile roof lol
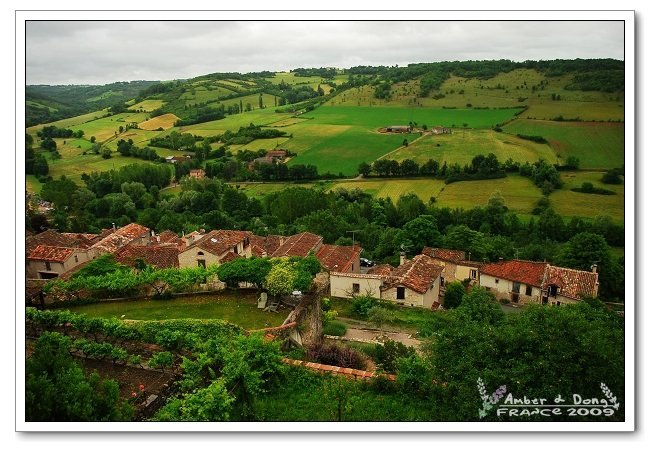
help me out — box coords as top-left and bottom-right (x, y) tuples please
(330, 271), (384, 280)
(218, 251), (240, 264)
(457, 260), (485, 269)
(271, 232), (322, 258)
(27, 230), (96, 253)
(91, 223), (150, 254)
(543, 265), (599, 300)
(250, 234), (285, 257)
(316, 244), (361, 272)
(480, 260), (547, 287)
(421, 247), (466, 263)
(115, 245), (179, 269)
(366, 264), (394, 276)
(27, 245), (76, 262)
(188, 230), (251, 256)
(266, 150), (287, 158)
(388, 254), (444, 294)
(157, 230), (181, 244)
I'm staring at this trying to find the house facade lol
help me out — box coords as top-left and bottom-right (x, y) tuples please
(178, 230), (252, 268)
(329, 254), (443, 309)
(27, 245), (97, 279)
(479, 260), (550, 304)
(421, 247), (482, 287)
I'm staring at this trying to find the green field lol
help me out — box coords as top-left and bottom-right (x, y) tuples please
(46, 152), (162, 185)
(232, 182), (318, 198)
(57, 293), (286, 329)
(176, 108), (294, 137)
(26, 109), (108, 134)
(385, 129), (557, 165)
(330, 178), (445, 201)
(503, 119), (625, 169)
(128, 99), (165, 112)
(550, 171), (624, 223)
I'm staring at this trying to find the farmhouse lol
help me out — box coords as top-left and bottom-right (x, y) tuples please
(165, 155), (192, 164)
(265, 149), (288, 159)
(431, 126), (452, 134)
(421, 247), (483, 287)
(270, 232), (323, 258)
(540, 264), (599, 306)
(315, 244), (362, 273)
(383, 125), (412, 133)
(26, 229), (110, 254)
(27, 245), (96, 279)
(479, 259), (548, 304)
(178, 229), (252, 268)
(330, 254), (443, 309)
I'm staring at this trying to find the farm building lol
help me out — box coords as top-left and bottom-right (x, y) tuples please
(266, 149), (288, 159)
(330, 253), (443, 309)
(431, 126), (452, 134)
(382, 125), (412, 133)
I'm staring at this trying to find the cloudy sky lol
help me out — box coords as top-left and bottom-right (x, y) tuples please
(25, 21), (624, 85)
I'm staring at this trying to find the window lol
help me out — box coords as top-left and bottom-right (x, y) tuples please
(470, 269), (477, 280)
(74, 255), (79, 263)
(495, 278), (499, 285)
(512, 282), (521, 294)
(525, 285), (532, 296)
(197, 259), (206, 268)
(549, 285), (558, 297)
(352, 283), (360, 294)
(440, 276), (445, 287)
(45, 262), (51, 271)
(233, 245), (238, 253)
(197, 251), (204, 256)
(397, 287), (406, 300)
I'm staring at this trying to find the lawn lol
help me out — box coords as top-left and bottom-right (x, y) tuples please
(385, 129), (557, 166)
(58, 292), (286, 330)
(502, 119), (625, 169)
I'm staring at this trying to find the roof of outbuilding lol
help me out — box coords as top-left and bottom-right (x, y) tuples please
(315, 244), (361, 272)
(115, 245), (180, 269)
(271, 232), (322, 258)
(27, 245), (76, 262)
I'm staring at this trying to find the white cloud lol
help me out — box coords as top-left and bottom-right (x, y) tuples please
(25, 21), (624, 85)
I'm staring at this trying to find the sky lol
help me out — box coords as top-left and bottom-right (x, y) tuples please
(25, 20), (625, 85)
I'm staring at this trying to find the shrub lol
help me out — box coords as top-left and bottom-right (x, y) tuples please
(374, 340), (416, 373)
(352, 295), (380, 317)
(306, 343), (369, 370)
(323, 320), (347, 337)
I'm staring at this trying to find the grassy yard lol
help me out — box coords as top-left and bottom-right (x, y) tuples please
(58, 292), (286, 330)
(385, 129), (557, 166)
(502, 119), (625, 169)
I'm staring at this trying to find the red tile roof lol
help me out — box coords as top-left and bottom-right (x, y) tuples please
(480, 260), (548, 287)
(188, 230), (251, 256)
(91, 223), (150, 254)
(27, 230), (97, 253)
(388, 254), (444, 294)
(366, 263), (394, 276)
(543, 265), (599, 300)
(421, 247), (466, 263)
(315, 244), (361, 272)
(115, 245), (179, 269)
(27, 245), (76, 262)
(250, 234), (285, 257)
(271, 232), (322, 258)
(157, 230), (181, 244)
(218, 251), (240, 264)
(266, 150), (287, 158)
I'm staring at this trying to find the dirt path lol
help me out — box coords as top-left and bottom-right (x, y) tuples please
(375, 132), (429, 161)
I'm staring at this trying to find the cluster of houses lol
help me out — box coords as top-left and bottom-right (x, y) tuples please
(249, 149), (289, 168)
(330, 247), (599, 309)
(26, 223), (599, 309)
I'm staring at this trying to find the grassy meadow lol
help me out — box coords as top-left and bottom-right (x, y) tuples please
(503, 119), (625, 169)
(385, 129), (557, 165)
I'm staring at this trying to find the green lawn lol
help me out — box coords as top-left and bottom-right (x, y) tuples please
(503, 119), (625, 169)
(58, 293), (286, 330)
(386, 129), (557, 166)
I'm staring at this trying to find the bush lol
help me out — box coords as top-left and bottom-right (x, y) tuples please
(306, 343), (369, 370)
(352, 295), (380, 317)
(323, 320), (347, 337)
(374, 340), (416, 373)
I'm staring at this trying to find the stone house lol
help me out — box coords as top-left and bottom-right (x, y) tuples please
(177, 230), (252, 268)
(26, 245), (97, 279)
(479, 259), (548, 304)
(421, 247), (483, 287)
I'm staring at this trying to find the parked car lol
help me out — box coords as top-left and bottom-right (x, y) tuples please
(360, 258), (374, 267)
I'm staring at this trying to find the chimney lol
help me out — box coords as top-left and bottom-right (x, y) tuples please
(400, 251), (406, 266)
(591, 264), (598, 274)
(112, 222), (116, 231)
(498, 257), (503, 261)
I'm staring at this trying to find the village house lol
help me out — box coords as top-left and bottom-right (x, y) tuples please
(421, 247), (483, 287)
(330, 254), (444, 309)
(90, 223), (151, 255)
(315, 244), (362, 274)
(177, 230), (252, 268)
(188, 168), (205, 179)
(270, 232), (323, 258)
(26, 229), (110, 254)
(26, 245), (97, 279)
(479, 259), (599, 305)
